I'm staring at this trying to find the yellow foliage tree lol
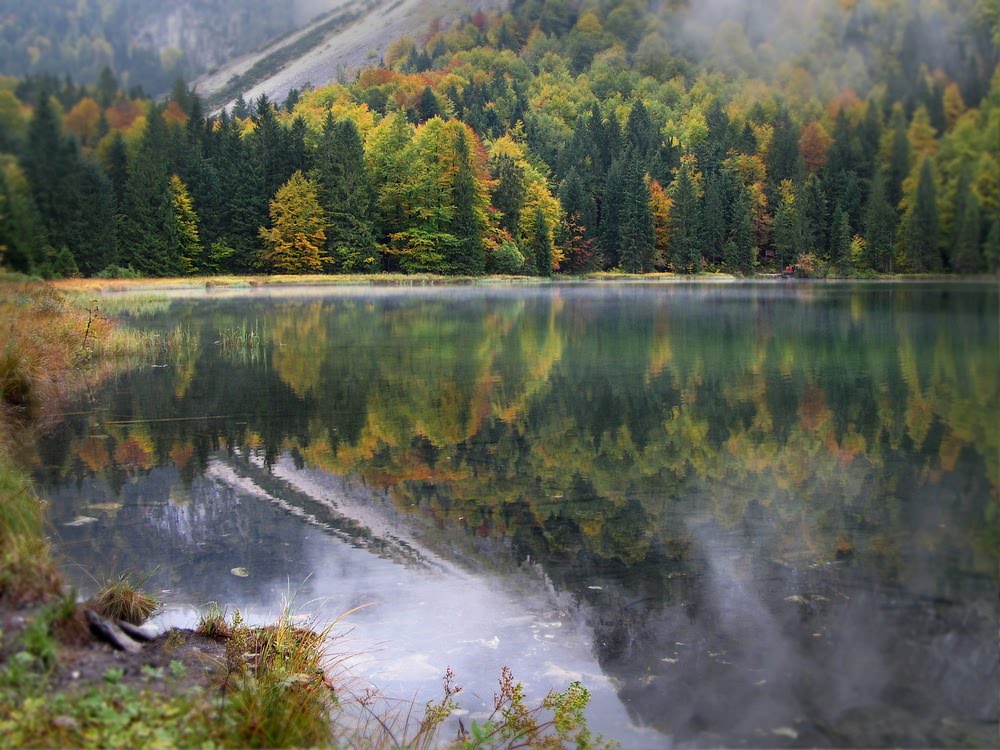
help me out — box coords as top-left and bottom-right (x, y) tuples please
(259, 171), (328, 274)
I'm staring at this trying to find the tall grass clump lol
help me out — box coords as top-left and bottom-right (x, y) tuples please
(92, 573), (160, 625)
(0, 460), (60, 604)
(218, 320), (268, 364)
(217, 609), (338, 748)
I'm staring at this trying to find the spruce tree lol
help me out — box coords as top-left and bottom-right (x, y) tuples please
(984, 219), (1000, 273)
(313, 115), (378, 272)
(725, 186), (757, 276)
(669, 162), (702, 273)
(864, 168), (897, 272)
(702, 171), (730, 267)
(771, 180), (801, 270)
(950, 178), (982, 273)
(599, 156), (626, 268)
(618, 154), (655, 274)
(118, 105), (181, 276)
(799, 173), (828, 254)
(450, 129), (485, 275)
(830, 206), (852, 274)
(532, 204), (553, 277)
(492, 153), (526, 237)
(887, 108), (911, 209)
(904, 158), (940, 272)
(558, 168), (598, 272)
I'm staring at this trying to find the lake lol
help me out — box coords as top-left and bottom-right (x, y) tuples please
(36, 281), (998, 747)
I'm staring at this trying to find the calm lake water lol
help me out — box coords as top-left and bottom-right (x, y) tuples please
(37, 281), (998, 747)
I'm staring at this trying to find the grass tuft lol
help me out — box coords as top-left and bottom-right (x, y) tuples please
(91, 573), (160, 625)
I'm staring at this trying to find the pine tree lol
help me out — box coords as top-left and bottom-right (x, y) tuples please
(104, 131), (129, 208)
(118, 105), (181, 276)
(618, 154), (655, 273)
(950, 175), (983, 273)
(169, 175), (202, 274)
(984, 220), (1000, 273)
(492, 153), (526, 237)
(417, 86), (443, 122)
(259, 171), (328, 274)
(799, 173), (828, 254)
(313, 115), (378, 272)
(771, 180), (801, 270)
(669, 162), (702, 273)
(903, 158), (940, 272)
(725, 186), (757, 275)
(864, 168), (896, 272)
(830, 206), (852, 274)
(531, 204), (553, 277)
(450, 128), (485, 275)
(599, 156), (626, 268)
(887, 108), (911, 209)
(701, 171), (730, 267)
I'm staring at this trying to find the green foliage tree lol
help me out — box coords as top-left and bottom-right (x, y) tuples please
(531, 204), (554, 277)
(118, 105), (181, 276)
(771, 180), (801, 270)
(902, 158), (941, 272)
(725, 186), (757, 275)
(450, 128), (486, 275)
(669, 162), (702, 273)
(864, 168), (897, 272)
(313, 115), (378, 273)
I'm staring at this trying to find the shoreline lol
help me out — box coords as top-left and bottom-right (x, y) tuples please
(47, 271), (1000, 296)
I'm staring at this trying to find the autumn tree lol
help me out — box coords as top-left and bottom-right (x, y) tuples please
(170, 175), (202, 274)
(259, 171), (328, 274)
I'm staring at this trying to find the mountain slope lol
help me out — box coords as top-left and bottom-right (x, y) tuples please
(194, 0), (504, 111)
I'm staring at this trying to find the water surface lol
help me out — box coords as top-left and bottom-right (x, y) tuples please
(37, 282), (998, 747)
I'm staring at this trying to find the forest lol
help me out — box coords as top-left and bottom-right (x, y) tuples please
(0, 0), (998, 278)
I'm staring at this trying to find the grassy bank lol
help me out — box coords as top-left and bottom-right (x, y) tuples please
(0, 278), (604, 749)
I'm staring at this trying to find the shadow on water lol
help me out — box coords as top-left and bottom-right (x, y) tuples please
(36, 282), (999, 748)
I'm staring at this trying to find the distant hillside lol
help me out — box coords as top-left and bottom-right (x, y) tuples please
(0, 0), (346, 95)
(194, 0), (505, 112)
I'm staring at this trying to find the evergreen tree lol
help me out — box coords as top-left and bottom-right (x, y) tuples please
(864, 168), (897, 272)
(984, 219), (1000, 273)
(950, 175), (983, 273)
(771, 180), (801, 270)
(73, 161), (117, 275)
(799, 173), (828, 254)
(417, 86), (443, 122)
(618, 154), (655, 273)
(259, 171), (327, 274)
(599, 156), (626, 268)
(118, 105), (181, 276)
(492, 153), (526, 237)
(313, 115), (378, 272)
(251, 94), (290, 203)
(169, 174), (202, 274)
(725, 186), (757, 275)
(213, 112), (267, 272)
(531, 204), (553, 277)
(702, 170), (731, 267)
(450, 129), (485, 275)
(887, 108), (911, 209)
(830, 206), (852, 274)
(669, 161), (702, 273)
(903, 158), (940, 272)
(104, 131), (129, 208)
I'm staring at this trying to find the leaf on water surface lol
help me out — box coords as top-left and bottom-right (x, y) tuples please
(65, 516), (98, 527)
(771, 727), (799, 740)
(230, 567), (249, 577)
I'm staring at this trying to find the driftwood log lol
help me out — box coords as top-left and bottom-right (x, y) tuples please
(84, 609), (143, 653)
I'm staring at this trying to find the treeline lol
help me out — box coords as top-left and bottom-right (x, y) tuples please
(0, 0), (998, 278)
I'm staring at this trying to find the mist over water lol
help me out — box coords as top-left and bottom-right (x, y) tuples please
(37, 282), (998, 747)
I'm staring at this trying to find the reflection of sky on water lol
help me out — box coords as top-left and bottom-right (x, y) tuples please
(51, 455), (659, 749)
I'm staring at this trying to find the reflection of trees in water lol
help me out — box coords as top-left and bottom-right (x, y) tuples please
(40, 286), (999, 744)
